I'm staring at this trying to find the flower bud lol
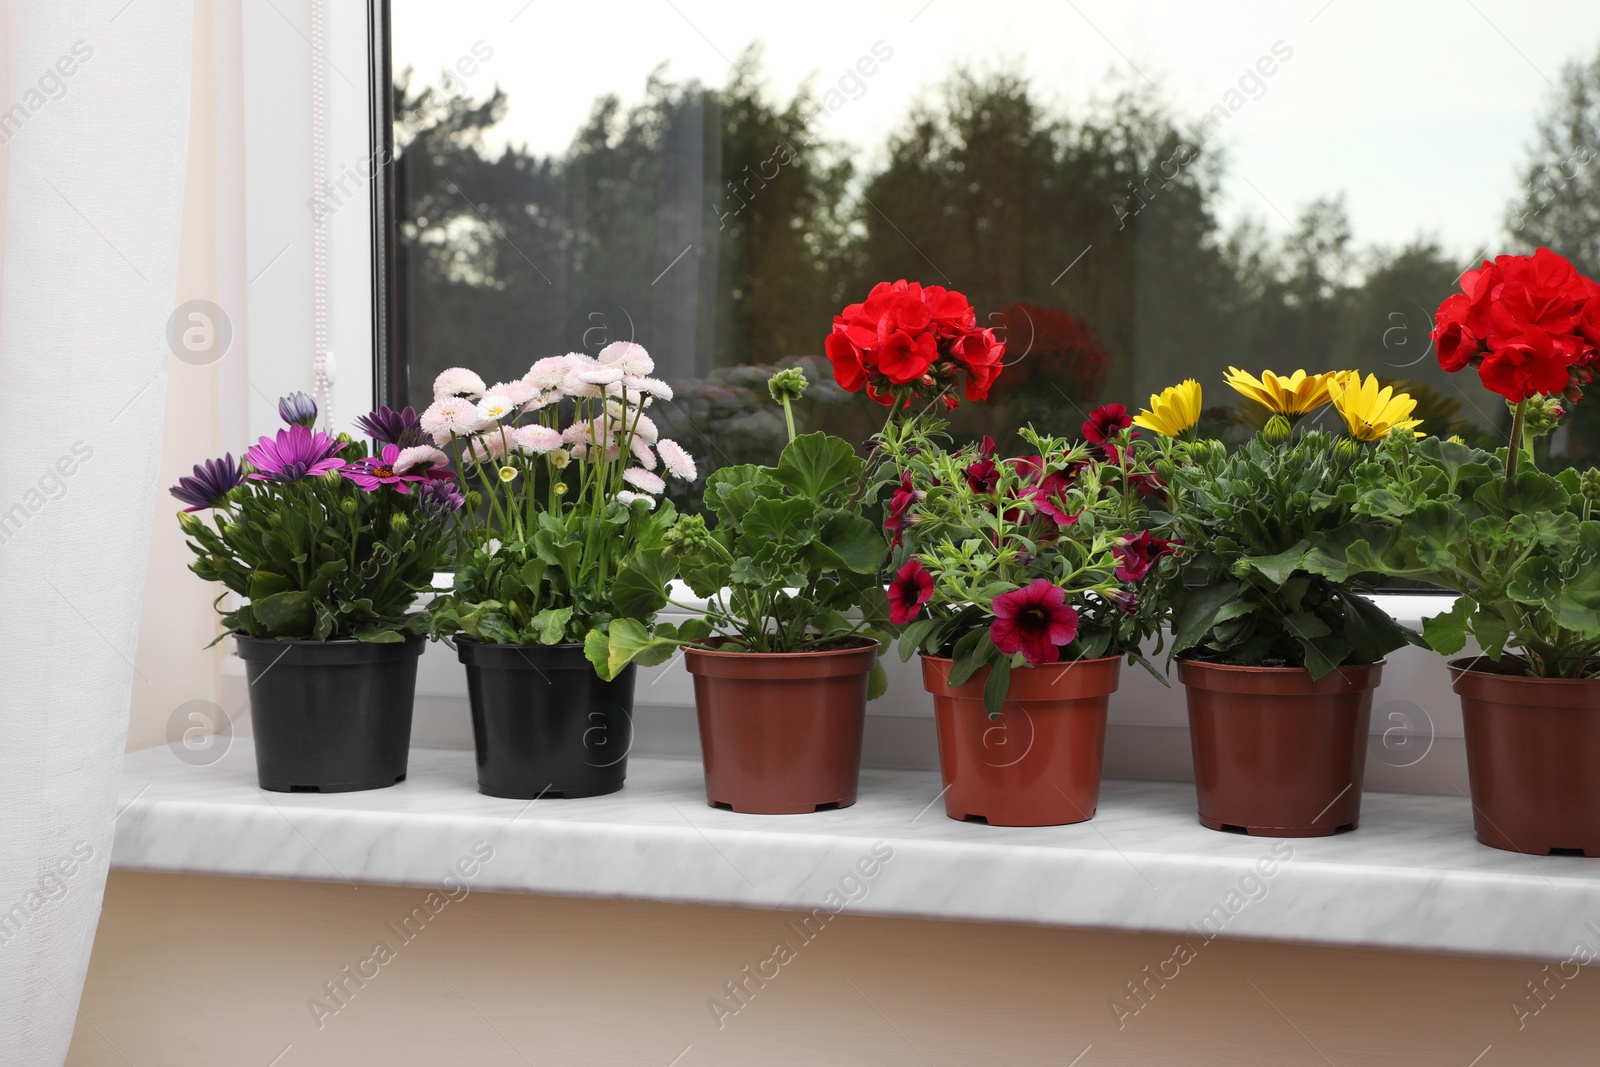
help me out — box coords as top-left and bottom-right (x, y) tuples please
(340, 498), (358, 516)
(1582, 468), (1600, 504)
(390, 511), (410, 534)
(498, 465), (519, 483)
(1261, 415), (1293, 446)
(1523, 395), (1567, 438)
(1230, 557), (1253, 579)
(553, 482), (568, 496)
(1153, 458), (1175, 482)
(1334, 437), (1362, 464)
(319, 469), (345, 488)
(222, 522), (244, 541)
(767, 367), (809, 404)
(464, 490), (483, 511)
(176, 511), (204, 536)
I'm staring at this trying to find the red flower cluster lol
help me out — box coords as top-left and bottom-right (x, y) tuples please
(825, 280), (1006, 407)
(888, 558), (935, 625)
(1433, 248), (1600, 403)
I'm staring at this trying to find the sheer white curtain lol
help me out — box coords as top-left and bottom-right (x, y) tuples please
(0, 2), (193, 1063)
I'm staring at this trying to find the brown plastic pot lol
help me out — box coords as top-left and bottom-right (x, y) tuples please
(685, 639), (877, 815)
(1179, 659), (1383, 837)
(1450, 657), (1600, 857)
(921, 655), (1119, 827)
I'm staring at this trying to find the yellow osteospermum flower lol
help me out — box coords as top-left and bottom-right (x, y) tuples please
(1330, 373), (1424, 442)
(1132, 379), (1203, 437)
(1224, 367), (1345, 418)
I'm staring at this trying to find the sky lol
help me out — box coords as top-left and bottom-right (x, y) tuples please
(392, 0), (1600, 263)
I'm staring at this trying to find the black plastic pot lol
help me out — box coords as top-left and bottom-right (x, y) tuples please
(458, 641), (635, 799)
(236, 634), (424, 793)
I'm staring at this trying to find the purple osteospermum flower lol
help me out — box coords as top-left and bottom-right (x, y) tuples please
(277, 391), (318, 428)
(245, 424), (346, 483)
(340, 443), (446, 494)
(170, 454), (243, 511)
(417, 479), (466, 518)
(355, 406), (424, 447)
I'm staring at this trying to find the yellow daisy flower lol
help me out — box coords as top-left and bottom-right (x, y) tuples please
(1330, 374), (1424, 442)
(1132, 379), (1203, 437)
(1224, 367), (1345, 418)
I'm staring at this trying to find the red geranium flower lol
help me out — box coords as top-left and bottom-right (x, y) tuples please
(1114, 531), (1182, 582)
(1431, 248), (1600, 402)
(1083, 403), (1132, 444)
(824, 280), (1007, 406)
(989, 579), (1080, 666)
(888, 558), (935, 625)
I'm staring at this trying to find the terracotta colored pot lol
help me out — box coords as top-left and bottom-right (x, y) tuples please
(1179, 659), (1383, 837)
(685, 639), (877, 815)
(921, 655), (1118, 827)
(1450, 657), (1600, 857)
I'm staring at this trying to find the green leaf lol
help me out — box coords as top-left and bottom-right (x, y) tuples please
(1470, 606), (1510, 660)
(814, 509), (884, 573)
(945, 628), (989, 687)
(248, 570), (293, 601)
(741, 496), (815, 550)
(354, 628), (405, 643)
(775, 432), (863, 502)
(586, 618), (676, 680)
(867, 660), (888, 701)
(531, 606), (574, 645)
(1171, 581), (1241, 657)
(612, 549), (675, 620)
(982, 655), (1012, 719)
(1243, 541), (1310, 585)
(1501, 470), (1573, 516)
(705, 464), (783, 526)
(897, 618), (938, 661)
(1421, 596), (1475, 656)
(252, 590), (314, 635)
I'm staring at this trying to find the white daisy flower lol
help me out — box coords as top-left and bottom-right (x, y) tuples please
(420, 396), (482, 443)
(623, 375), (674, 400)
(525, 356), (570, 391)
(476, 393), (516, 422)
(657, 439), (697, 482)
(561, 373), (604, 399)
(393, 445), (449, 474)
(486, 537), (502, 556)
(599, 341), (654, 376)
(570, 442), (589, 460)
(632, 413), (660, 445)
(622, 467), (666, 495)
(630, 437), (658, 469)
(579, 365), (625, 386)
(615, 489), (657, 510)
(434, 367), (487, 400)
(512, 425), (564, 455)
(491, 379), (540, 406)
(463, 432), (508, 463)
(562, 421), (596, 445)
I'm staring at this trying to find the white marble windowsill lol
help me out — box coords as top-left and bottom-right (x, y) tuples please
(112, 741), (1600, 963)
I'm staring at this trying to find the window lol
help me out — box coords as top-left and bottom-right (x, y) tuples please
(384, 1), (1600, 479)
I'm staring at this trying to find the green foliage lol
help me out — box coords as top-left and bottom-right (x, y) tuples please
(1338, 433), (1600, 678)
(178, 445), (454, 643)
(885, 420), (1181, 716)
(1168, 428), (1416, 677)
(589, 431), (892, 680)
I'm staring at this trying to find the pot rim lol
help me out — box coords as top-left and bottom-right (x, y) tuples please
(918, 652), (1123, 669)
(233, 631), (426, 647)
(1175, 657), (1387, 674)
(1447, 655), (1600, 685)
(684, 635), (880, 660)
(455, 636), (584, 651)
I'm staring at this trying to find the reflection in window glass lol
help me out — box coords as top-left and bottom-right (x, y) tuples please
(390, 1), (1600, 477)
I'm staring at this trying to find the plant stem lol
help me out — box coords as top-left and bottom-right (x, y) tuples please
(1506, 399), (1528, 480)
(782, 395), (797, 443)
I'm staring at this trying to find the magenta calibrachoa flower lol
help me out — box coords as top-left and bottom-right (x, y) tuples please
(989, 579), (1080, 666)
(888, 558), (934, 625)
(244, 424), (346, 483)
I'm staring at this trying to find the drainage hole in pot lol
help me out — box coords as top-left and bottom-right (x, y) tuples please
(958, 814), (990, 825)
(1218, 823), (1249, 835)
(1335, 822), (1357, 834)
(288, 785), (322, 793)
(813, 802), (842, 813)
(1549, 847), (1587, 857)
(711, 801), (734, 811)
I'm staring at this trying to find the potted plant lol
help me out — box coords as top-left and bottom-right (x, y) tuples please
(1331, 248), (1600, 855)
(1155, 370), (1419, 836)
(591, 279), (1008, 814)
(171, 393), (461, 791)
(422, 346), (692, 800)
(884, 406), (1180, 827)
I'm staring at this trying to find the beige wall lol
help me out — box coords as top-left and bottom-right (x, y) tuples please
(69, 871), (1592, 1067)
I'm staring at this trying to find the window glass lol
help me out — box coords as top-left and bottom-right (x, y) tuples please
(390, 1), (1600, 475)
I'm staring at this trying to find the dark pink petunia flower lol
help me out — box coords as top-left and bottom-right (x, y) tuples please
(1082, 403), (1132, 444)
(1113, 531), (1182, 582)
(888, 558), (935, 625)
(989, 578), (1079, 666)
